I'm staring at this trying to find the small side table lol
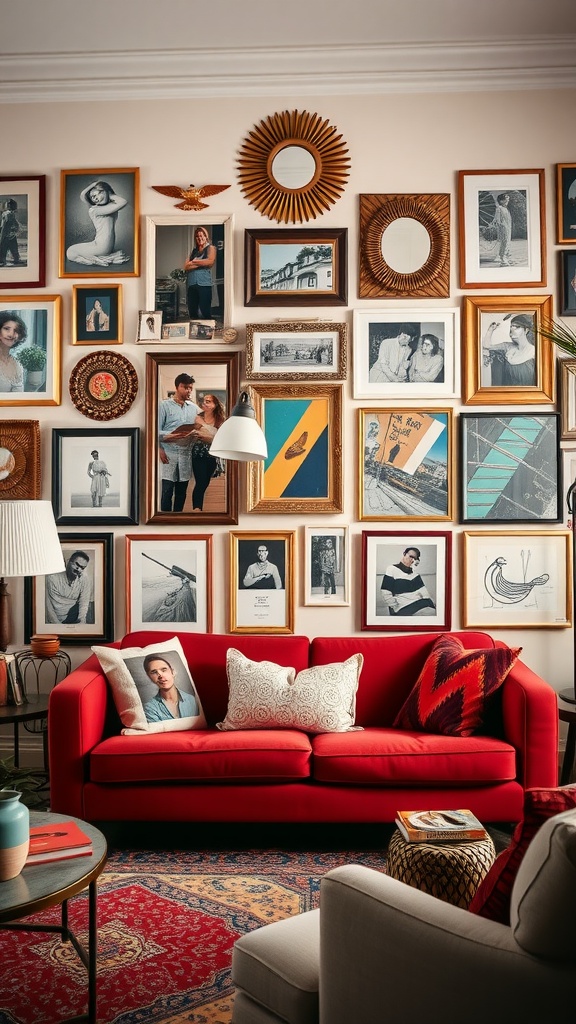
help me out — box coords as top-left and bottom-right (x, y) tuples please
(387, 829), (496, 909)
(559, 702), (576, 785)
(0, 697), (51, 770)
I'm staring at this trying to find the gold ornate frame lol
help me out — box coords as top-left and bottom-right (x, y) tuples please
(245, 321), (347, 381)
(229, 530), (296, 634)
(359, 193), (450, 298)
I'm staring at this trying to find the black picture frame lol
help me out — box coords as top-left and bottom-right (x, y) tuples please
(560, 250), (576, 316)
(52, 427), (139, 525)
(244, 228), (347, 306)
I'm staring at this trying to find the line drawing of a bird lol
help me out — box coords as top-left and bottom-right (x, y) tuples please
(284, 432), (308, 460)
(150, 183), (231, 211)
(484, 556), (549, 606)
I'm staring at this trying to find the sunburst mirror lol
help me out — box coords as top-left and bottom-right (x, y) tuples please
(237, 110), (351, 224)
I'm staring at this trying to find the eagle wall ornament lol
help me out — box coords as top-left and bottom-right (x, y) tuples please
(150, 183), (231, 211)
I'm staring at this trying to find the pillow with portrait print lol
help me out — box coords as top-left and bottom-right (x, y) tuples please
(92, 636), (206, 734)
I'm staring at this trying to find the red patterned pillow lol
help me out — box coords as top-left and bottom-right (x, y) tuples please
(469, 786), (576, 924)
(393, 634), (521, 738)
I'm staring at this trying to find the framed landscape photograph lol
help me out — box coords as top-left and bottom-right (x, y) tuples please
(557, 359), (576, 439)
(353, 308), (459, 399)
(0, 294), (61, 406)
(0, 175), (45, 289)
(229, 530), (295, 634)
(0, 419), (40, 500)
(462, 530), (571, 629)
(60, 168), (139, 278)
(361, 530), (451, 631)
(245, 321), (347, 380)
(51, 426), (139, 525)
(244, 228), (347, 306)
(458, 169), (546, 288)
(560, 250), (576, 316)
(557, 163), (576, 244)
(72, 284), (122, 344)
(304, 525), (350, 606)
(125, 533), (212, 633)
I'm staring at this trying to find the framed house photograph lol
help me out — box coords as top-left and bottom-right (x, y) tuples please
(72, 284), (122, 345)
(136, 310), (162, 343)
(556, 163), (576, 245)
(0, 175), (45, 289)
(462, 294), (554, 404)
(244, 228), (347, 306)
(51, 426), (139, 525)
(245, 321), (347, 380)
(560, 250), (576, 316)
(24, 532), (114, 645)
(60, 169), (139, 278)
(304, 525), (350, 606)
(359, 408), (453, 521)
(352, 308), (459, 399)
(462, 530), (571, 629)
(125, 533), (212, 633)
(557, 359), (576, 439)
(229, 530), (295, 634)
(145, 350), (239, 525)
(458, 169), (546, 288)
(359, 193), (450, 299)
(460, 413), (561, 523)
(362, 530), (451, 631)
(246, 384), (343, 514)
(0, 419), (40, 500)
(0, 294), (61, 406)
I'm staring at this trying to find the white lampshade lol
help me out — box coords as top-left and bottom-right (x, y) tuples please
(210, 391), (268, 462)
(0, 500), (65, 578)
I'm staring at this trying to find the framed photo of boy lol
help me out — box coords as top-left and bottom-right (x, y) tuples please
(229, 531), (295, 634)
(24, 532), (114, 645)
(52, 426), (139, 525)
(304, 525), (350, 606)
(556, 163), (576, 245)
(60, 169), (140, 278)
(125, 534), (212, 633)
(0, 295), (62, 406)
(560, 250), (576, 316)
(0, 175), (46, 289)
(244, 228), (347, 306)
(458, 169), (546, 288)
(362, 530), (451, 631)
(245, 321), (347, 381)
(72, 284), (122, 345)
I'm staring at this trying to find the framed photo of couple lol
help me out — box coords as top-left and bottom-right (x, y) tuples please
(361, 530), (451, 631)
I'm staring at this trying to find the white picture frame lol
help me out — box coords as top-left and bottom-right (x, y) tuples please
(304, 525), (350, 606)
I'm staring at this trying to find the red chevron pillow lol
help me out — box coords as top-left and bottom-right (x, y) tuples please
(393, 634), (521, 737)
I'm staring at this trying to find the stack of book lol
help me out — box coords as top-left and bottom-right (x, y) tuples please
(25, 821), (93, 865)
(395, 808), (489, 844)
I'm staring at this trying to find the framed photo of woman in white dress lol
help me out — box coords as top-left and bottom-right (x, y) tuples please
(60, 169), (139, 278)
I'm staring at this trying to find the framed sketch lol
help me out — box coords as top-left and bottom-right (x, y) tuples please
(362, 530), (451, 631)
(460, 413), (561, 523)
(0, 295), (61, 406)
(145, 214), (233, 338)
(353, 308), (459, 399)
(359, 193), (450, 299)
(462, 294), (554, 404)
(304, 525), (350, 606)
(462, 530), (571, 629)
(136, 310), (162, 342)
(0, 420), (40, 500)
(0, 175), (45, 289)
(244, 228), (347, 306)
(556, 163), (576, 245)
(145, 350), (239, 525)
(60, 169), (139, 278)
(51, 426), (139, 525)
(229, 530), (295, 634)
(245, 322), (347, 380)
(458, 169), (546, 288)
(359, 408), (453, 521)
(560, 251), (576, 316)
(246, 384), (343, 514)
(558, 359), (576, 439)
(72, 284), (122, 345)
(24, 532), (114, 645)
(125, 533), (212, 633)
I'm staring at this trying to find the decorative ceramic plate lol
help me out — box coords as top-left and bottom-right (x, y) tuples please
(69, 350), (138, 420)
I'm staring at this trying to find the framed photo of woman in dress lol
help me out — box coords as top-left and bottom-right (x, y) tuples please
(126, 534), (212, 633)
(60, 169), (140, 278)
(52, 426), (139, 525)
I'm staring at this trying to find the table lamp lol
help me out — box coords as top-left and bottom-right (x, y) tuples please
(0, 500), (65, 652)
(210, 390), (268, 462)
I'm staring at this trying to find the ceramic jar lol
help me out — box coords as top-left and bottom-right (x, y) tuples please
(0, 789), (30, 881)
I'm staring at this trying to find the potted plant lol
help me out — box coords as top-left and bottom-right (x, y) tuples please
(0, 756), (46, 809)
(15, 344), (47, 388)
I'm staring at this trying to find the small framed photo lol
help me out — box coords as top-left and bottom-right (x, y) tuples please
(362, 530), (451, 631)
(462, 530), (571, 629)
(459, 413), (561, 523)
(557, 359), (576, 439)
(137, 310), (162, 342)
(462, 294), (554, 404)
(352, 308), (459, 399)
(304, 525), (350, 606)
(245, 322), (347, 380)
(51, 426), (139, 525)
(0, 175), (46, 289)
(72, 284), (122, 345)
(244, 228), (347, 306)
(0, 419), (40, 500)
(126, 534), (212, 633)
(562, 447), (576, 503)
(556, 163), (576, 244)
(458, 169), (546, 288)
(359, 193), (450, 299)
(359, 408), (453, 521)
(560, 251), (576, 316)
(0, 295), (62, 406)
(24, 532), (114, 645)
(188, 320), (215, 341)
(229, 531), (295, 634)
(60, 168), (139, 278)
(161, 322), (189, 341)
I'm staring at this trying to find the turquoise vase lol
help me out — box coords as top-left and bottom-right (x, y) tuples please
(0, 789), (30, 881)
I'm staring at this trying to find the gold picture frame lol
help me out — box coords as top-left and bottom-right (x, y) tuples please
(0, 294), (62, 406)
(359, 193), (450, 298)
(229, 530), (296, 634)
(72, 284), (123, 345)
(245, 321), (347, 381)
(60, 168), (140, 278)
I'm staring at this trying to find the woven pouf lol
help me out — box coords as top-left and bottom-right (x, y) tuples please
(387, 828), (496, 909)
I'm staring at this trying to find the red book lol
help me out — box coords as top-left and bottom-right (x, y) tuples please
(25, 820), (93, 865)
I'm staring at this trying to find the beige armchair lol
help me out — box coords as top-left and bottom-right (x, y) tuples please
(232, 809), (576, 1024)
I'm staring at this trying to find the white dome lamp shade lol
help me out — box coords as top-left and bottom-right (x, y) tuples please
(210, 391), (268, 462)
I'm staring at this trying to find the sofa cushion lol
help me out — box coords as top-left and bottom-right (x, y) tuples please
(393, 634), (521, 737)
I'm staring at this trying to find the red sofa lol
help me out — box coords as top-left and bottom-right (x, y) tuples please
(48, 630), (558, 824)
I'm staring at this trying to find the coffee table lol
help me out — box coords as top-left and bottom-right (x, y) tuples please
(0, 810), (107, 1024)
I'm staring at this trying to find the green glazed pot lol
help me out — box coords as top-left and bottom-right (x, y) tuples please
(0, 789), (30, 881)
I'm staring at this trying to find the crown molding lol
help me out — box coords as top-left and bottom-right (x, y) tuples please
(1, 38), (575, 103)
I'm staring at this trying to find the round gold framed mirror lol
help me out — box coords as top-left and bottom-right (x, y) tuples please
(359, 193), (450, 298)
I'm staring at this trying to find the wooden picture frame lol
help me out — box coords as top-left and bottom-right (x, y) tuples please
(558, 359), (576, 439)
(229, 530), (295, 634)
(0, 175), (46, 289)
(245, 321), (347, 380)
(556, 163), (576, 245)
(72, 284), (123, 345)
(362, 530), (451, 631)
(51, 426), (139, 525)
(24, 532), (114, 645)
(462, 294), (554, 404)
(125, 533), (212, 633)
(136, 310), (162, 342)
(0, 295), (61, 406)
(246, 383), (343, 514)
(244, 228), (347, 306)
(0, 419), (40, 500)
(304, 525), (350, 606)
(462, 530), (571, 629)
(359, 193), (450, 299)
(60, 168), (140, 278)
(559, 250), (576, 316)
(459, 413), (561, 523)
(458, 169), (546, 288)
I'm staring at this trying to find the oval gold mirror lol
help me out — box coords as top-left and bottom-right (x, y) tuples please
(237, 110), (350, 224)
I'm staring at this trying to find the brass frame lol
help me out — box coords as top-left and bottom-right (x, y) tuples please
(229, 530), (296, 634)
(359, 193), (450, 298)
(72, 283), (123, 345)
(0, 419), (40, 499)
(0, 294), (62, 407)
(245, 321), (347, 381)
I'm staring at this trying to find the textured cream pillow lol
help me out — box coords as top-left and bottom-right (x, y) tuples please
(217, 648), (363, 733)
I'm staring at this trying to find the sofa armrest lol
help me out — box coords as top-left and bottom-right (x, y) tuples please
(499, 658), (558, 790)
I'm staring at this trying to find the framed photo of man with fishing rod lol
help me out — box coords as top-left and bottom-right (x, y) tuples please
(125, 534), (213, 633)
